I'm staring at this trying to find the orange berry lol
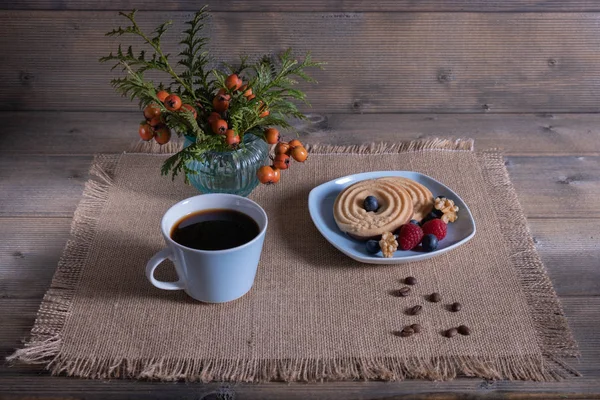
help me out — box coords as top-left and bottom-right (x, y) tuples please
(246, 94), (256, 101)
(271, 167), (281, 183)
(274, 142), (290, 155)
(138, 123), (154, 141)
(213, 94), (230, 113)
(273, 154), (290, 170)
(225, 129), (240, 147)
(264, 128), (280, 144)
(217, 88), (231, 100)
(143, 104), (161, 120)
(259, 109), (270, 118)
(211, 119), (228, 135)
(225, 74), (243, 91)
(243, 87), (253, 97)
(164, 94), (182, 111)
(154, 125), (171, 145)
(288, 139), (303, 148)
(290, 145), (308, 162)
(148, 116), (162, 128)
(207, 112), (221, 125)
(156, 90), (170, 102)
(257, 165), (277, 184)
(180, 104), (198, 119)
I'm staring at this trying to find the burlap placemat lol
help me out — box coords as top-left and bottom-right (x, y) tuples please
(9, 139), (579, 382)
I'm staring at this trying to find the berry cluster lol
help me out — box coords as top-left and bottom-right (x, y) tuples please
(207, 74), (272, 148)
(256, 138), (308, 185)
(396, 219), (447, 252)
(365, 195), (457, 256)
(138, 90), (190, 145)
(137, 74), (277, 149)
(102, 9), (324, 181)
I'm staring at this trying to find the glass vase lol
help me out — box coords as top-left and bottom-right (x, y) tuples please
(183, 133), (269, 197)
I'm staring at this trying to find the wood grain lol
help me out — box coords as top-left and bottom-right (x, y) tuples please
(0, 218), (71, 300)
(0, 297), (596, 398)
(4, 112), (600, 156)
(506, 156), (600, 219)
(3, 12), (600, 113)
(531, 219), (600, 296)
(5, 1), (600, 12)
(0, 155), (91, 217)
(0, 217), (596, 305)
(1, 154), (598, 218)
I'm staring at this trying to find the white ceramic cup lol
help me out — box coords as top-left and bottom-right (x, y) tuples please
(145, 193), (268, 303)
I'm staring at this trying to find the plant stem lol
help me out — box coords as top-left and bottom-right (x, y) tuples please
(125, 13), (197, 99)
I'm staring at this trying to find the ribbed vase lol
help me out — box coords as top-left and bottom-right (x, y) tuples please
(183, 133), (269, 197)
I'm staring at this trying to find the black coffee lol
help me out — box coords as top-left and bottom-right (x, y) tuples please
(170, 209), (259, 251)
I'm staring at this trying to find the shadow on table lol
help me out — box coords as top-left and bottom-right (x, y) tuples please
(272, 186), (384, 271)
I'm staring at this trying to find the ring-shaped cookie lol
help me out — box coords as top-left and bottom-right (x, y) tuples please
(333, 179), (413, 240)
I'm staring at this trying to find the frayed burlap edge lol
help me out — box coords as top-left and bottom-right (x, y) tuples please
(126, 137), (474, 155)
(7, 139), (579, 382)
(477, 150), (580, 375)
(6, 154), (120, 365)
(305, 138), (474, 154)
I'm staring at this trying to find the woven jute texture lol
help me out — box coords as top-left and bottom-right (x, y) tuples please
(9, 139), (579, 382)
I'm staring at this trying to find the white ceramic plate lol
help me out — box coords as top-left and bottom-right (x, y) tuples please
(308, 171), (476, 264)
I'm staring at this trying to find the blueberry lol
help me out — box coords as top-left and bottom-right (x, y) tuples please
(410, 219), (419, 225)
(421, 211), (441, 224)
(421, 234), (438, 252)
(366, 239), (381, 254)
(363, 196), (379, 212)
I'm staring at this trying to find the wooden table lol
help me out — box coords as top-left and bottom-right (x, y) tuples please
(2, 1), (600, 398)
(1, 112), (598, 399)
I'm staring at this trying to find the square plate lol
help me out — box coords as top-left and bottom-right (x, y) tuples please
(308, 171), (476, 264)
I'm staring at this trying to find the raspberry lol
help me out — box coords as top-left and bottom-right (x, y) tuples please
(397, 223), (424, 250)
(422, 219), (447, 241)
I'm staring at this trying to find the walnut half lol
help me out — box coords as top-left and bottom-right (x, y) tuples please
(434, 197), (459, 223)
(379, 232), (398, 258)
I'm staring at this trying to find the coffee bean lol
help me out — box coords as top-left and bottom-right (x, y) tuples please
(397, 287), (411, 297)
(408, 305), (423, 316)
(450, 302), (462, 312)
(429, 292), (441, 303)
(445, 328), (458, 338)
(458, 325), (471, 336)
(405, 276), (417, 285)
(410, 324), (422, 333)
(400, 327), (414, 337)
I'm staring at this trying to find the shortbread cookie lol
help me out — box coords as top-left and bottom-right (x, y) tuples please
(333, 178), (413, 240)
(378, 177), (434, 221)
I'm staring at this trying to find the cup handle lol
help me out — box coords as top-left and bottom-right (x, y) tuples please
(145, 248), (186, 291)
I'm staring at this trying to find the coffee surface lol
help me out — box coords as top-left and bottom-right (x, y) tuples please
(170, 209), (259, 251)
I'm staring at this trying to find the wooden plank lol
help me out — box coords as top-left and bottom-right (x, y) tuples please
(0, 155), (598, 218)
(1, 297), (597, 397)
(0, 155), (91, 218)
(4, 112), (600, 156)
(0, 216), (596, 312)
(9, 152), (600, 219)
(5, 1), (600, 12)
(0, 218), (71, 300)
(528, 219), (600, 297)
(3, 12), (600, 113)
(506, 156), (600, 219)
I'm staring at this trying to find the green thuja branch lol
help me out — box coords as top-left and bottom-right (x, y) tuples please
(100, 10), (196, 99)
(101, 8), (325, 181)
(178, 6), (213, 103)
